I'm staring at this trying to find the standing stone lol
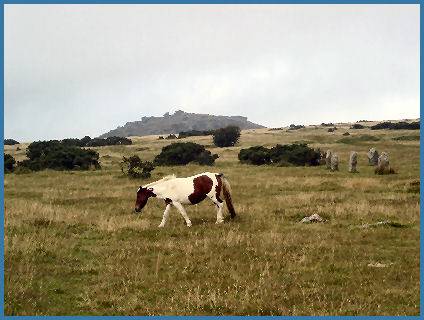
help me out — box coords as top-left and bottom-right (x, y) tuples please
(349, 151), (358, 173)
(375, 152), (392, 174)
(367, 148), (379, 166)
(330, 154), (339, 171)
(325, 150), (332, 169)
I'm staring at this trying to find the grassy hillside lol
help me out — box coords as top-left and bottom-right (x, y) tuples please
(4, 124), (420, 315)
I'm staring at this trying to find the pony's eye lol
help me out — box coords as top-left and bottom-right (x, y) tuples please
(147, 187), (154, 191)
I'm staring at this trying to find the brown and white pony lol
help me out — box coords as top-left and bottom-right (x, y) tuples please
(134, 172), (236, 227)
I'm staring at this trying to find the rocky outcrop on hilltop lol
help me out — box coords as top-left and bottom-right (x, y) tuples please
(99, 110), (265, 138)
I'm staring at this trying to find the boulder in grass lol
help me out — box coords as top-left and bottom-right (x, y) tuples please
(300, 214), (325, 223)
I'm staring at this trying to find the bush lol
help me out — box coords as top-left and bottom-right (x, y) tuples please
(327, 127), (337, 132)
(321, 123), (334, 127)
(371, 121), (420, 130)
(165, 134), (177, 140)
(238, 143), (321, 166)
(4, 154), (16, 173)
(60, 136), (132, 147)
(62, 138), (84, 147)
(269, 144), (321, 166)
(154, 142), (218, 166)
(288, 124), (305, 130)
(238, 146), (271, 165)
(178, 130), (215, 139)
(213, 126), (241, 147)
(350, 124), (366, 129)
(85, 136), (132, 147)
(120, 155), (155, 179)
(4, 139), (20, 145)
(393, 135), (420, 141)
(18, 140), (100, 171)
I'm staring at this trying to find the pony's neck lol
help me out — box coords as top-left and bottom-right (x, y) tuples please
(143, 174), (176, 188)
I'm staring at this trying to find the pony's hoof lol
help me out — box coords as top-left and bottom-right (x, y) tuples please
(216, 220), (224, 224)
(158, 224), (165, 228)
(186, 221), (192, 227)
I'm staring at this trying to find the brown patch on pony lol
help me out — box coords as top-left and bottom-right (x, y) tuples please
(188, 175), (213, 204)
(215, 174), (223, 203)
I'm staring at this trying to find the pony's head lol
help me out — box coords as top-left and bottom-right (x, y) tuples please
(134, 186), (156, 213)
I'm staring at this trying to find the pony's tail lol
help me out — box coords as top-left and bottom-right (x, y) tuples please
(221, 176), (236, 219)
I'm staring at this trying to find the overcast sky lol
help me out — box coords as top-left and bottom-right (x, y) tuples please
(5, 4), (420, 141)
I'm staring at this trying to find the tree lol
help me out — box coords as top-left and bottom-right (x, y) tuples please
(213, 126), (241, 147)
(4, 139), (19, 145)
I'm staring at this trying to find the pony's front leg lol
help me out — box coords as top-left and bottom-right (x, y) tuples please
(158, 204), (172, 228)
(173, 202), (192, 227)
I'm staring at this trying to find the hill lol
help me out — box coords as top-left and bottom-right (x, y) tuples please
(98, 110), (265, 138)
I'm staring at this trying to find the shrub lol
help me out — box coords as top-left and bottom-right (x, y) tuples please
(321, 123), (334, 127)
(18, 140), (100, 171)
(178, 130), (215, 139)
(165, 134), (177, 140)
(371, 121), (420, 130)
(269, 144), (321, 166)
(4, 154), (16, 173)
(238, 143), (321, 166)
(4, 139), (20, 145)
(288, 124), (305, 130)
(350, 124), (366, 129)
(154, 142), (218, 166)
(328, 127), (337, 132)
(120, 155), (155, 179)
(393, 135), (420, 141)
(213, 126), (241, 147)
(238, 146), (271, 165)
(60, 135), (133, 147)
(62, 138), (84, 147)
(342, 132), (350, 136)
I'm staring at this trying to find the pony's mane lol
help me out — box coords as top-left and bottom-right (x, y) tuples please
(143, 174), (176, 188)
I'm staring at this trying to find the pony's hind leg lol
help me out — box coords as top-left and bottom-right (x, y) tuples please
(158, 204), (172, 228)
(210, 196), (224, 224)
(215, 201), (224, 224)
(173, 202), (192, 227)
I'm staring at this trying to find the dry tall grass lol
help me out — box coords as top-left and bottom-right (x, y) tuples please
(4, 125), (420, 315)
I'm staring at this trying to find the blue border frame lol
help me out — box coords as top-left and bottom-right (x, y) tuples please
(1, 1), (421, 318)
(1, 1), (422, 4)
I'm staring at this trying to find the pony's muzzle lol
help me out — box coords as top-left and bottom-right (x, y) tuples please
(134, 207), (141, 213)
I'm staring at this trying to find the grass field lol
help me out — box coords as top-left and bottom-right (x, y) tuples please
(4, 123), (420, 315)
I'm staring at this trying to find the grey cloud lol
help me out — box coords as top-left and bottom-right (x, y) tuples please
(5, 4), (419, 141)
